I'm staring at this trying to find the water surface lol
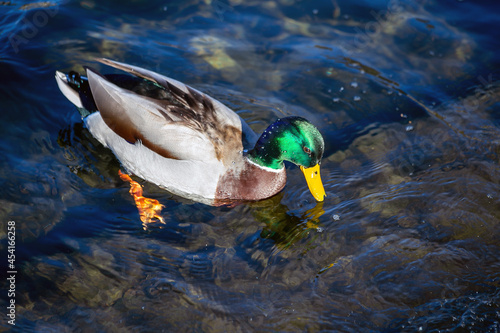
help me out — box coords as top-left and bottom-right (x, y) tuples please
(1, 0), (499, 331)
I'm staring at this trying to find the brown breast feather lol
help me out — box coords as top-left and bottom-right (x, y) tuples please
(215, 160), (287, 202)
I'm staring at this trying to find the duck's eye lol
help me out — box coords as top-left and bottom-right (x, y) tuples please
(303, 146), (311, 155)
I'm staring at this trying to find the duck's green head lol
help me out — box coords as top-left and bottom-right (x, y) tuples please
(249, 116), (326, 201)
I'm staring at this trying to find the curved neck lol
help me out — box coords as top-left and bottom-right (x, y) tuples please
(247, 148), (284, 170)
(247, 120), (288, 170)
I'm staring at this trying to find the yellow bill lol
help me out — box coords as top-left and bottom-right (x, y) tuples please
(300, 164), (326, 202)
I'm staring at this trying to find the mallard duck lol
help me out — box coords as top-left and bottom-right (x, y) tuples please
(55, 58), (325, 206)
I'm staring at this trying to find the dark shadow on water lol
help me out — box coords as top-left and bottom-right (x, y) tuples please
(246, 193), (325, 250)
(58, 122), (124, 189)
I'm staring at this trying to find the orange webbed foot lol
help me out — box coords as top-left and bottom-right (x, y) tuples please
(119, 170), (165, 229)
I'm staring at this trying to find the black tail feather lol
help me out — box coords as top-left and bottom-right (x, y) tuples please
(67, 71), (98, 115)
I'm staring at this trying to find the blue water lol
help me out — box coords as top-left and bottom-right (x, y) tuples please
(1, 0), (500, 331)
